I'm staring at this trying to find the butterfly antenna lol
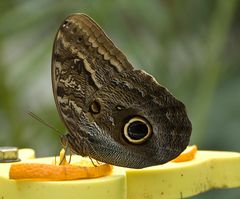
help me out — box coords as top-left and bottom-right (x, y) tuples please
(27, 111), (62, 136)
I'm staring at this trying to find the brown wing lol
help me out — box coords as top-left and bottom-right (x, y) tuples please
(51, 13), (133, 133)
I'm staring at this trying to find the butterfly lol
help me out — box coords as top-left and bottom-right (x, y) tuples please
(51, 13), (192, 168)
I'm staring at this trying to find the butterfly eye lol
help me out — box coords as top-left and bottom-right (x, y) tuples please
(123, 117), (152, 144)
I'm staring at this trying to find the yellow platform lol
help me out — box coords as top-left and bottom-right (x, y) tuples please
(0, 148), (239, 199)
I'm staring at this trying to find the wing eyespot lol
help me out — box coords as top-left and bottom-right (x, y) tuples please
(123, 116), (152, 144)
(89, 100), (101, 114)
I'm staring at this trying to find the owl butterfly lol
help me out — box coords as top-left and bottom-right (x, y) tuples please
(52, 13), (192, 169)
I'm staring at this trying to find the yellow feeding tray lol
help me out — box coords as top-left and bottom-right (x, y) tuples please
(0, 148), (239, 199)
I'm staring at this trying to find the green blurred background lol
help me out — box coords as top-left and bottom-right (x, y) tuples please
(0, 0), (239, 198)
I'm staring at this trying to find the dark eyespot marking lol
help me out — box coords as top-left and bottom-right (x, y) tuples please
(128, 121), (148, 140)
(123, 116), (152, 144)
(89, 100), (101, 114)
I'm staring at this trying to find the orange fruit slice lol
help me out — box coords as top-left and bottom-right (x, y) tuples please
(9, 163), (113, 180)
(9, 149), (113, 181)
(172, 145), (198, 162)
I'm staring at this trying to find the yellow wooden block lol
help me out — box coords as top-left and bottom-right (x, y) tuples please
(0, 148), (239, 199)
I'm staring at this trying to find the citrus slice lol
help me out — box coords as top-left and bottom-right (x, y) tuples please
(172, 145), (198, 162)
(9, 163), (113, 180)
(9, 149), (113, 181)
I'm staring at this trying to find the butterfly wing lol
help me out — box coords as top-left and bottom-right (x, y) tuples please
(81, 69), (192, 168)
(51, 14), (192, 168)
(51, 14), (133, 142)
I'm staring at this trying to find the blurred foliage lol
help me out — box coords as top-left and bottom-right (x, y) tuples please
(0, 0), (239, 198)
